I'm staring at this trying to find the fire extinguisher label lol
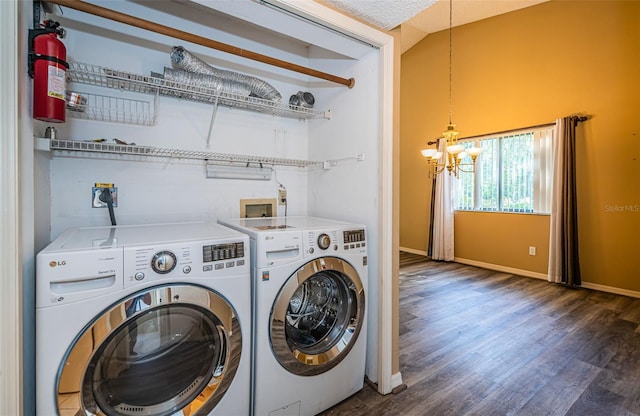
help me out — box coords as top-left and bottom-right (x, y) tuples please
(47, 65), (66, 101)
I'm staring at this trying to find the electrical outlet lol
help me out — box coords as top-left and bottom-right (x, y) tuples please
(528, 246), (536, 256)
(92, 186), (118, 208)
(278, 188), (287, 205)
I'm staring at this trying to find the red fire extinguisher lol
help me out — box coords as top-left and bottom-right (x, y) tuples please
(29, 20), (69, 123)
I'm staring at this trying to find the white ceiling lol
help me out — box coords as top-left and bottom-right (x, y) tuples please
(324, 0), (549, 53)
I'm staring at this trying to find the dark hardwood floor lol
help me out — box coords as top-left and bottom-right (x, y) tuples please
(320, 252), (640, 415)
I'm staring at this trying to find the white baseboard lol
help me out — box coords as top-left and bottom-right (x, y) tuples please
(580, 282), (640, 299)
(391, 371), (404, 389)
(454, 257), (548, 280)
(454, 257), (640, 299)
(399, 246), (428, 256)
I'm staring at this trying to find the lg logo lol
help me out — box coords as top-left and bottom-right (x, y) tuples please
(49, 260), (67, 267)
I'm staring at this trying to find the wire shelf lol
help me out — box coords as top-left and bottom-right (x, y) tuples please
(47, 138), (320, 168)
(66, 91), (157, 126)
(67, 61), (330, 120)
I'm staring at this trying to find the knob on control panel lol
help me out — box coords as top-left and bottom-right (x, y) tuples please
(317, 233), (331, 250)
(151, 251), (177, 274)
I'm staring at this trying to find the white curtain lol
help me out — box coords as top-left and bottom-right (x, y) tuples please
(431, 139), (455, 261)
(548, 116), (582, 286)
(548, 118), (563, 283)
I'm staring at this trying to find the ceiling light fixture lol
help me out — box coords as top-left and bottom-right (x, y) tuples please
(421, 0), (481, 178)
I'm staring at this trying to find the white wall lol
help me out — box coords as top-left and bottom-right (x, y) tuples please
(39, 6), (309, 238)
(37, 0), (376, 240)
(308, 49), (382, 380)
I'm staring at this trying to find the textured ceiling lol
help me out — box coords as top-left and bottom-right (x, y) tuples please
(324, 0), (549, 53)
(323, 0), (438, 30)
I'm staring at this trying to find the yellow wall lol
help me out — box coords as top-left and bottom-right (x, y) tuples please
(455, 212), (550, 274)
(401, 1), (640, 290)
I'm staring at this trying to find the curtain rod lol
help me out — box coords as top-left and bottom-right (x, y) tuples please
(44, 0), (356, 88)
(427, 116), (588, 145)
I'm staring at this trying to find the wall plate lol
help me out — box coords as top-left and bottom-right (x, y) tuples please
(92, 187), (118, 208)
(278, 189), (287, 205)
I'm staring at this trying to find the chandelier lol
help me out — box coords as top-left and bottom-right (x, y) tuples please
(421, 0), (481, 178)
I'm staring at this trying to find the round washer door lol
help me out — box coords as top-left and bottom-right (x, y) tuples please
(57, 284), (242, 416)
(270, 257), (365, 376)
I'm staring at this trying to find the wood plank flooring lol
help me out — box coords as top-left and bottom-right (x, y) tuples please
(319, 252), (640, 416)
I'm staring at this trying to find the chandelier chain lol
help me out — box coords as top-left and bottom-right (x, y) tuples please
(449, 0), (453, 125)
(421, 0), (482, 177)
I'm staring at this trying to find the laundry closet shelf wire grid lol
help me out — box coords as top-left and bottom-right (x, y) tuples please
(66, 61), (331, 120)
(42, 138), (321, 168)
(66, 91), (158, 126)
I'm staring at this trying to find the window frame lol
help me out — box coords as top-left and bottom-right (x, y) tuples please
(454, 126), (554, 214)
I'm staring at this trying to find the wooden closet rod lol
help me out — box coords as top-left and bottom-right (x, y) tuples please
(45, 0), (356, 88)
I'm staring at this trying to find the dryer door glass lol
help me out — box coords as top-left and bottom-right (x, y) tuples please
(57, 284), (242, 416)
(88, 304), (221, 415)
(270, 257), (365, 376)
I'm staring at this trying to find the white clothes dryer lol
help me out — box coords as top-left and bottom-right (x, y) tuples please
(218, 216), (368, 416)
(35, 222), (251, 416)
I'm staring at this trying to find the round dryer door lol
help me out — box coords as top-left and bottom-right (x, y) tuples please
(270, 257), (365, 376)
(56, 284), (242, 416)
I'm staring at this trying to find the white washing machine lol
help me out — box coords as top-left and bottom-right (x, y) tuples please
(218, 216), (368, 416)
(35, 222), (251, 416)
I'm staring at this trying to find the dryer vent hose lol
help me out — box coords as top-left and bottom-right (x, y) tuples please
(170, 46), (282, 102)
(162, 67), (252, 100)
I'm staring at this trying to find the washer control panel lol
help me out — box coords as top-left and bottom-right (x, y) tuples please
(317, 233), (332, 250)
(343, 229), (366, 251)
(303, 227), (367, 257)
(151, 251), (177, 274)
(123, 238), (248, 287)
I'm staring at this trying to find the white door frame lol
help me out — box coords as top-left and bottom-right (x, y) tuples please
(0, 0), (23, 413)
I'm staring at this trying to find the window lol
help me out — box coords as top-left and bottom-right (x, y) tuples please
(455, 127), (553, 213)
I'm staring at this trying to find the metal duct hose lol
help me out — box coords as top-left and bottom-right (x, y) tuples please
(162, 67), (251, 99)
(170, 46), (282, 102)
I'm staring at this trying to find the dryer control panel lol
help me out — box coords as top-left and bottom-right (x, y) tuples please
(203, 241), (245, 262)
(123, 238), (248, 287)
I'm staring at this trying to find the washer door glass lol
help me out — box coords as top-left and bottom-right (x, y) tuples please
(57, 284), (242, 416)
(270, 257), (365, 376)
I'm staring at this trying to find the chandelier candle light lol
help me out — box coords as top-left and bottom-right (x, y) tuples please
(421, 0), (482, 178)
